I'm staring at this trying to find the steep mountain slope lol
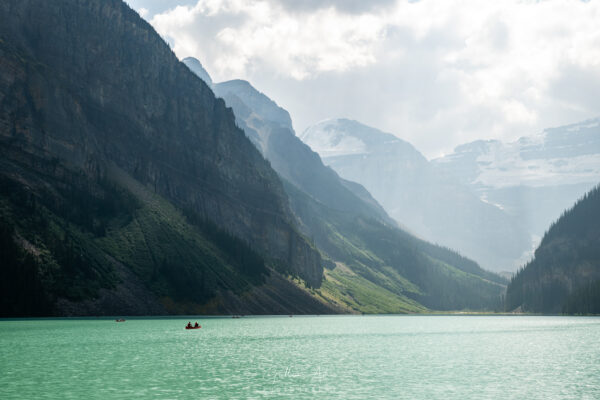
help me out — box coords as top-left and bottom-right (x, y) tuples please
(284, 181), (507, 311)
(301, 119), (529, 273)
(505, 185), (600, 314)
(212, 79), (394, 224)
(433, 119), (600, 267)
(200, 66), (507, 312)
(0, 0), (330, 316)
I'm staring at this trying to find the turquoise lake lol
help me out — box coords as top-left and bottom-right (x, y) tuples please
(1, 316), (599, 399)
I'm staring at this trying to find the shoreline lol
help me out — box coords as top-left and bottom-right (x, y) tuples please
(2, 312), (599, 320)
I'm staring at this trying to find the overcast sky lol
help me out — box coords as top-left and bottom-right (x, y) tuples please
(127, 0), (600, 158)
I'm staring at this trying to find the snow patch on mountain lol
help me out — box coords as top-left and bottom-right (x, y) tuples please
(475, 153), (600, 188)
(299, 119), (368, 157)
(434, 118), (600, 189)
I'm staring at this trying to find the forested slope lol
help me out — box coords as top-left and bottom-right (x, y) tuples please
(0, 0), (330, 316)
(506, 185), (600, 314)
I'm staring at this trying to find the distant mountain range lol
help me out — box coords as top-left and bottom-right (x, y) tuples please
(433, 120), (600, 253)
(505, 185), (600, 314)
(434, 119), (600, 189)
(301, 119), (529, 273)
(185, 58), (507, 313)
(301, 118), (600, 274)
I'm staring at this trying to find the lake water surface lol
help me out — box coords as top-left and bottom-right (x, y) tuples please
(1, 315), (599, 399)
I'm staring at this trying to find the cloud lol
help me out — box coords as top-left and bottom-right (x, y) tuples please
(145, 0), (600, 158)
(267, 0), (397, 14)
(151, 0), (386, 79)
(126, 0), (197, 19)
(550, 64), (600, 113)
(137, 7), (149, 18)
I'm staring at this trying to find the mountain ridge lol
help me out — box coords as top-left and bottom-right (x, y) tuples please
(197, 61), (507, 312)
(301, 118), (530, 273)
(0, 0), (329, 316)
(434, 118), (600, 270)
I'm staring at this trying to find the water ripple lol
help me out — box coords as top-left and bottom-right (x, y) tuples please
(1, 316), (599, 399)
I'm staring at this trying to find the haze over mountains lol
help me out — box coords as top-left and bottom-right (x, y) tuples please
(1, 0), (596, 317)
(184, 57), (507, 313)
(505, 185), (600, 314)
(433, 120), (600, 251)
(302, 118), (600, 274)
(301, 119), (528, 273)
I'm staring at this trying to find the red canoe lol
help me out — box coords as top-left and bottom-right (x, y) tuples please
(185, 326), (201, 330)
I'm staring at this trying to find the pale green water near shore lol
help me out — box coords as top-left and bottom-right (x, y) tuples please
(1, 316), (599, 399)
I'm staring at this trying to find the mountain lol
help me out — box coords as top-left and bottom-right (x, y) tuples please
(301, 119), (530, 273)
(0, 0), (332, 316)
(433, 119), (600, 267)
(0, 0), (507, 316)
(505, 185), (600, 314)
(212, 80), (393, 224)
(199, 66), (507, 312)
(434, 119), (600, 189)
(182, 57), (212, 86)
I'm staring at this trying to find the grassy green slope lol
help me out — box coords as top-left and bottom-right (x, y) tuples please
(320, 264), (426, 314)
(285, 180), (506, 313)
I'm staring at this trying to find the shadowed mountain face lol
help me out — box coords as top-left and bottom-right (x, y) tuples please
(0, 0), (328, 316)
(301, 119), (530, 273)
(195, 63), (507, 312)
(505, 185), (600, 314)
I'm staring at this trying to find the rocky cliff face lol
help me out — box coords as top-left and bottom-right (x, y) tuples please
(0, 0), (324, 316)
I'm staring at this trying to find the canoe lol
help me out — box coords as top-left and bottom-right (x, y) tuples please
(185, 326), (201, 330)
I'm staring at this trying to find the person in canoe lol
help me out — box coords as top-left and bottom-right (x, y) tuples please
(186, 321), (192, 329)
(194, 322), (199, 328)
